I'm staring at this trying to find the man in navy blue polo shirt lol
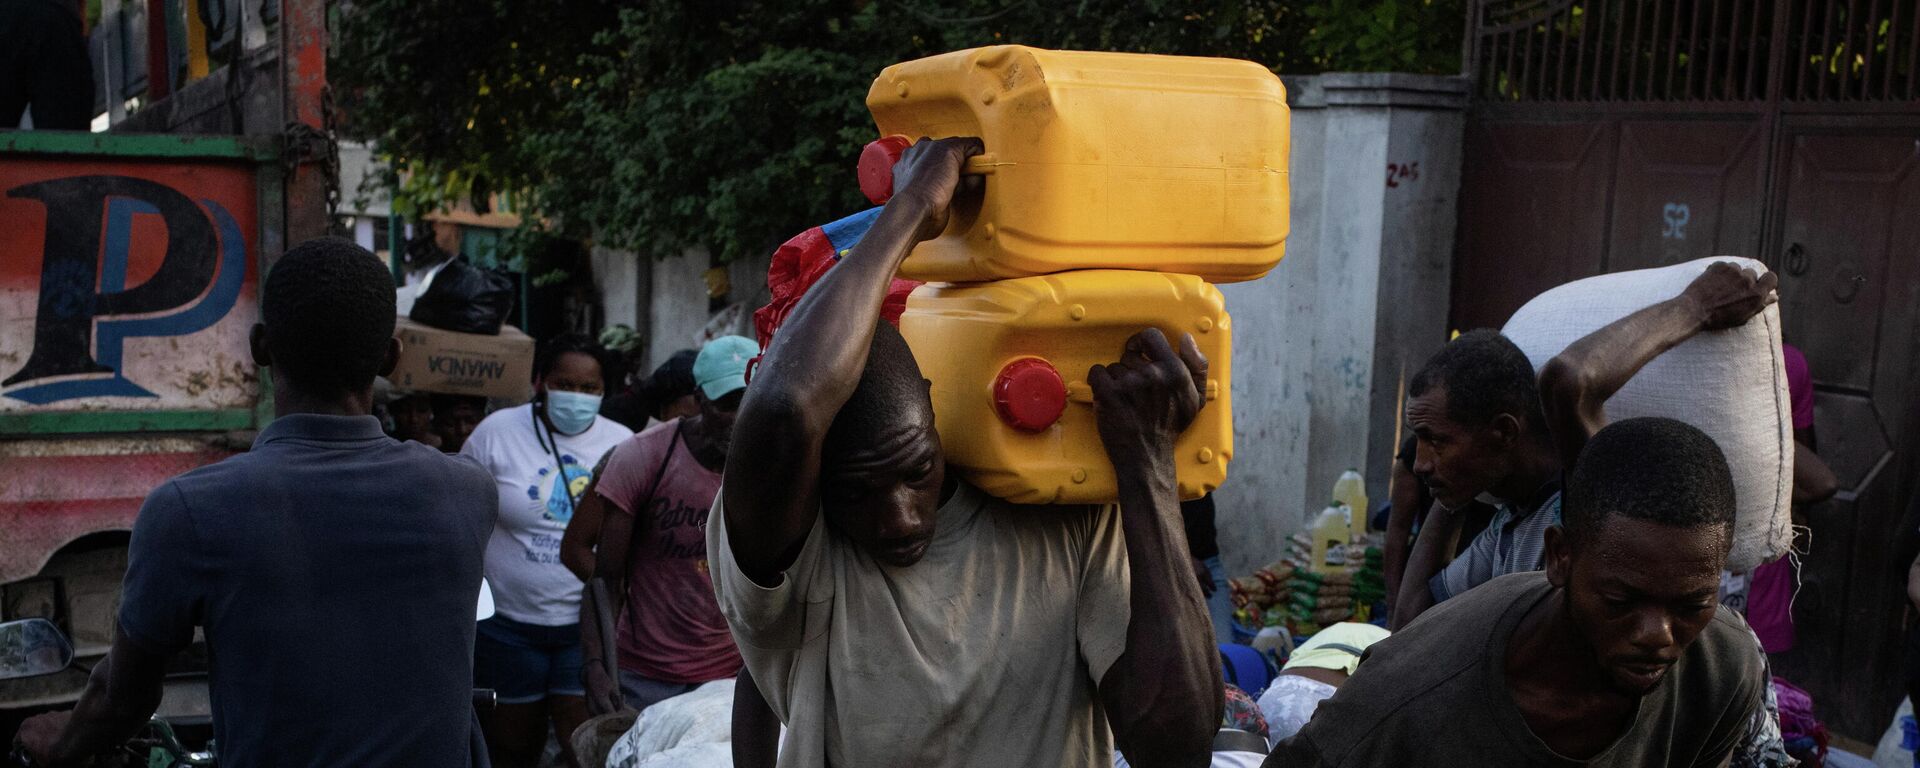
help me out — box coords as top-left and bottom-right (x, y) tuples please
(18, 238), (499, 767)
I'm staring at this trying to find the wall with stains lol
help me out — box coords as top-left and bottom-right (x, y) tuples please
(644, 246), (716, 373)
(1214, 74), (1469, 575)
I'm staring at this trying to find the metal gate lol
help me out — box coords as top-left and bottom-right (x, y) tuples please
(1456, 0), (1920, 740)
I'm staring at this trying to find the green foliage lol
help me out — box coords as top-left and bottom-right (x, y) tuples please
(334, 0), (1461, 268)
(1302, 0), (1464, 73)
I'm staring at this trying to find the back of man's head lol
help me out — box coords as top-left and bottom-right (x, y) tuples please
(1407, 329), (1546, 432)
(824, 321), (932, 457)
(262, 237), (396, 396)
(645, 349), (700, 401)
(1562, 417), (1736, 551)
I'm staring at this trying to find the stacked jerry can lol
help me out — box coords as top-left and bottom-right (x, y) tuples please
(863, 45), (1290, 505)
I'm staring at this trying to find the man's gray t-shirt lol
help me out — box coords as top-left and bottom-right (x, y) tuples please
(1431, 487), (1562, 603)
(117, 414), (497, 767)
(1269, 572), (1763, 767)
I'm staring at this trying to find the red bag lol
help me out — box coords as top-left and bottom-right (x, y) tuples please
(752, 208), (921, 360)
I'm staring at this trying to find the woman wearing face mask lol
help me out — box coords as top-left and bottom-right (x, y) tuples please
(461, 333), (634, 768)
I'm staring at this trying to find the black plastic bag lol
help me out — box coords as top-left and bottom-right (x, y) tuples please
(409, 255), (516, 335)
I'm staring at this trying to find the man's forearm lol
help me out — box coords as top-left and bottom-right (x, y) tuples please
(1102, 456), (1219, 767)
(559, 517), (598, 583)
(579, 581), (619, 672)
(1381, 489), (1419, 611)
(560, 455), (616, 582)
(732, 667), (780, 768)
(49, 654), (162, 765)
(1907, 553), (1920, 613)
(1540, 297), (1704, 465)
(1392, 505), (1462, 630)
(749, 194), (933, 408)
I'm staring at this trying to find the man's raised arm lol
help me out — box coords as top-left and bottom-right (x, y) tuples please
(721, 137), (982, 585)
(1092, 329), (1223, 768)
(1538, 262), (1776, 469)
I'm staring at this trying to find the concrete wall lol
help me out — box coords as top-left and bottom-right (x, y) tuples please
(1212, 73), (1469, 576)
(644, 247), (712, 372)
(630, 246), (774, 372)
(591, 245), (645, 340)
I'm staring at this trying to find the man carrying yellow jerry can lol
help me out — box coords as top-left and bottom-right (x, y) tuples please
(709, 45), (1293, 768)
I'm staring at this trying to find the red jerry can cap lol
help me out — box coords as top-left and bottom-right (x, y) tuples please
(994, 358), (1068, 433)
(858, 135), (912, 205)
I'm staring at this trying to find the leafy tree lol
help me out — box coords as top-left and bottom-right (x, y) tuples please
(334, 0), (1460, 267)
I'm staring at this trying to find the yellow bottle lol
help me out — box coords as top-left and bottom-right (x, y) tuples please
(867, 45), (1291, 284)
(1333, 469), (1368, 536)
(1308, 505), (1352, 575)
(898, 270), (1232, 505)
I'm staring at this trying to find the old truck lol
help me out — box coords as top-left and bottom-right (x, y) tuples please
(0, 0), (332, 712)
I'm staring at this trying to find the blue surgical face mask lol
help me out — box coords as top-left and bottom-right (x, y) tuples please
(544, 390), (602, 435)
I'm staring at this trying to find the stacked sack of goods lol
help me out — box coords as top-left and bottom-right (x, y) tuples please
(1228, 535), (1387, 637)
(1227, 560), (1297, 634)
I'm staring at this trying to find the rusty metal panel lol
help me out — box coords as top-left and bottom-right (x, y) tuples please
(0, 437), (235, 584)
(1772, 132), (1918, 390)
(1603, 119), (1767, 272)
(0, 151), (262, 425)
(1452, 119), (1615, 331)
(1764, 126), (1920, 740)
(281, 0), (333, 246)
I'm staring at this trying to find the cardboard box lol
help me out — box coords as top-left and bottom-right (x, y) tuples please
(391, 317), (535, 402)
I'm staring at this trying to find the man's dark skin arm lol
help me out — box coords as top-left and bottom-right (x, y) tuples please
(731, 667), (779, 768)
(1091, 329), (1224, 768)
(16, 630), (170, 766)
(580, 486), (632, 716)
(1538, 262), (1778, 469)
(1392, 499), (1463, 630)
(720, 137), (983, 584)
(561, 448), (619, 583)
(1791, 441), (1837, 507)
(1382, 459), (1424, 615)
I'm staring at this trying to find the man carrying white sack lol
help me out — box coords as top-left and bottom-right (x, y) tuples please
(1389, 260), (1791, 766)
(1394, 261), (1779, 629)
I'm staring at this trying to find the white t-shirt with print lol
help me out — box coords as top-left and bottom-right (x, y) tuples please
(463, 403), (631, 625)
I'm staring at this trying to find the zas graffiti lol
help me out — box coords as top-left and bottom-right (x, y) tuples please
(1, 160), (259, 412)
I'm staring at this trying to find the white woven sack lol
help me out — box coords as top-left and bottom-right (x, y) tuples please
(606, 679), (736, 768)
(1502, 256), (1792, 572)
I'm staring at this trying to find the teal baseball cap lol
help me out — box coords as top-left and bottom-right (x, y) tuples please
(694, 335), (758, 400)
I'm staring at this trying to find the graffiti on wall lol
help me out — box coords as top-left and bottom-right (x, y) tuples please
(1, 162), (259, 412)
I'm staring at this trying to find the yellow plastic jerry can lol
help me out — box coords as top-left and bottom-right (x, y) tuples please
(898, 270), (1233, 505)
(866, 45), (1291, 284)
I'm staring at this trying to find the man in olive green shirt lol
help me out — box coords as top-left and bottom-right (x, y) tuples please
(1266, 418), (1764, 767)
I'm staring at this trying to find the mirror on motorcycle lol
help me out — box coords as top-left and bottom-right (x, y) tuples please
(0, 618), (73, 681)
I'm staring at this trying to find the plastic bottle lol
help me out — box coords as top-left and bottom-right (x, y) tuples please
(1332, 469), (1368, 536)
(1308, 505), (1352, 575)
